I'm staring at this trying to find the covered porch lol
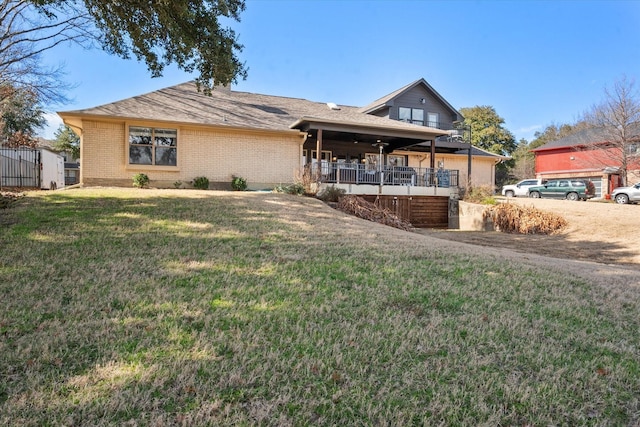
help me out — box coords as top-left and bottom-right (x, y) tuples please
(291, 115), (470, 196)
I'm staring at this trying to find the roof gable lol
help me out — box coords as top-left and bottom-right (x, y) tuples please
(358, 78), (463, 121)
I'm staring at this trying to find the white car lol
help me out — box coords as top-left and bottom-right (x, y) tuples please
(501, 179), (546, 197)
(611, 182), (640, 204)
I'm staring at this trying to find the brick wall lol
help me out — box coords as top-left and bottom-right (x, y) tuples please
(81, 120), (305, 188)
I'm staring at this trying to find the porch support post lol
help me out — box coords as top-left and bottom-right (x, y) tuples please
(316, 129), (323, 181)
(430, 139), (436, 169)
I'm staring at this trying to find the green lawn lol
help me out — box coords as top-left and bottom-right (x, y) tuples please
(1, 188), (638, 426)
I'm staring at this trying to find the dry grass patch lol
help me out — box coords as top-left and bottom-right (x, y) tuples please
(489, 202), (568, 234)
(0, 188), (639, 426)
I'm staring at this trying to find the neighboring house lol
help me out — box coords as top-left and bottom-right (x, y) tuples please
(58, 78), (506, 194)
(531, 128), (640, 198)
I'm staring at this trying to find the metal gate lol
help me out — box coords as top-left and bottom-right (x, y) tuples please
(0, 147), (41, 188)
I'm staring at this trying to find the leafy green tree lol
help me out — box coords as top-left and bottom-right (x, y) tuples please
(0, 0), (247, 105)
(29, 0), (248, 92)
(0, 84), (44, 147)
(52, 124), (80, 159)
(460, 106), (517, 155)
(459, 106), (517, 186)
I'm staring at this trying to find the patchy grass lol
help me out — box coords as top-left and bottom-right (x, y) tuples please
(0, 188), (639, 426)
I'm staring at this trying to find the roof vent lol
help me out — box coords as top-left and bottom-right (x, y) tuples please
(327, 102), (341, 110)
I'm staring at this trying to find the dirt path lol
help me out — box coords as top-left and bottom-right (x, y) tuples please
(411, 197), (640, 291)
(418, 197), (640, 268)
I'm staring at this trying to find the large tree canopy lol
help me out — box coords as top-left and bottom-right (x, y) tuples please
(459, 106), (517, 156)
(4, 0), (247, 96)
(459, 106), (516, 186)
(0, 84), (44, 146)
(37, 0), (248, 92)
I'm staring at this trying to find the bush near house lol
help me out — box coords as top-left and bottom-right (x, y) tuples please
(193, 176), (209, 190)
(317, 185), (346, 202)
(462, 185), (497, 205)
(231, 175), (247, 191)
(132, 173), (149, 188)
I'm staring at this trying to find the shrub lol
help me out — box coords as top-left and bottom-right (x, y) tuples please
(132, 173), (149, 188)
(462, 185), (496, 205)
(317, 185), (346, 203)
(489, 202), (567, 234)
(231, 175), (247, 191)
(193, 176), (209, 190)
(273, 182), (305, 195)
(173, 181), (182, 189)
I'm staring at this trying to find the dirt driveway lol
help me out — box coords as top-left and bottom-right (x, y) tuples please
(419, 197), (640, 269)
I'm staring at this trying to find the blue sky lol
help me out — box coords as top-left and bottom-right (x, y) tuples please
(39, 0), (640, 143)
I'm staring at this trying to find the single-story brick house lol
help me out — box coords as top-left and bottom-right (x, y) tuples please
(58, 78), (506, 195)
(531, 128), (640, 198)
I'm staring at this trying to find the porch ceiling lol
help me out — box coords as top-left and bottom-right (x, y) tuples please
(291, 116), (450, 153)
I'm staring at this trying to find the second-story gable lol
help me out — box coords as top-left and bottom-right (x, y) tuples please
(359, 78), (463, 131)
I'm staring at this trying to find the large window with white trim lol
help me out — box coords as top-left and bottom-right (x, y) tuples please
(129, 126), (177, 166)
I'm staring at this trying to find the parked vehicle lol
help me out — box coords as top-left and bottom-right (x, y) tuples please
(611, 182), (640, 204)
(528, 179), (596, 201)
(501, 179), (546, 197)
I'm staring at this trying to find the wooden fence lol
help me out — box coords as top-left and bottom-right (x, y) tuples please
(362, 195), (450, 228)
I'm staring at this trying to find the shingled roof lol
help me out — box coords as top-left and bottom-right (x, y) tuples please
(59, 81), (448, 139)
(531, 128), (611, 151)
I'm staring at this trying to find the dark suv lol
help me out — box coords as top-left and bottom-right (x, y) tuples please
(528, 179), (596, 201)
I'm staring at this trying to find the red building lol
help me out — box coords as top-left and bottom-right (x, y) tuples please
(532, 129), (640, 198)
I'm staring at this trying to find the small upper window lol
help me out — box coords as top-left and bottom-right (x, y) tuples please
(129, 127), (177, 166)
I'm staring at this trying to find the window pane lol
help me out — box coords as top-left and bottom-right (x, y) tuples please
(399, 107), (411, 121)
(155, 129), (177, 147)
(427, 113), (439, 127)
(129, 145), (152, 164)
(129, 127), (152, 145)
(155, 147), (177, 166)
(412, 109), (424, 121)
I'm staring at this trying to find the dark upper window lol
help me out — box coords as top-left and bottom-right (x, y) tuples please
(129, 127), (177, 166)
(398, 107), (424, 125)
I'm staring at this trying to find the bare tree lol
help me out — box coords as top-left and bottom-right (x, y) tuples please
(0, 1), (92, 103)
(583, 76), (640, 186)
